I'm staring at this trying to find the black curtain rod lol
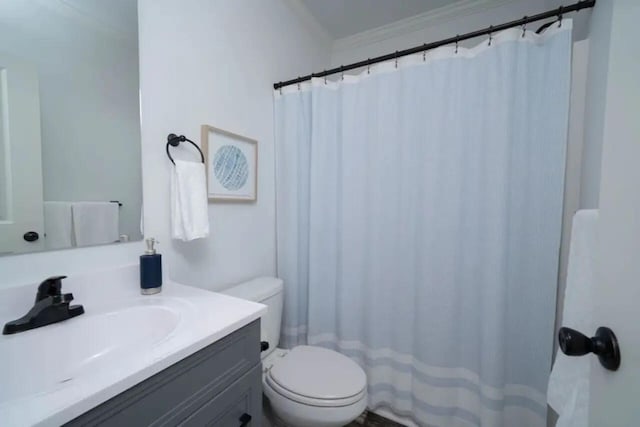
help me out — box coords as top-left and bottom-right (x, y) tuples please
(273, 0), (595, 90)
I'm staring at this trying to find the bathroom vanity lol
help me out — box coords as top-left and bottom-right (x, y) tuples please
(66, 321), (262, 426)
(0, 266), (266, 426)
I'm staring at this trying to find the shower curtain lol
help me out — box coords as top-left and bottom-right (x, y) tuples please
(275, 21), (571, 427)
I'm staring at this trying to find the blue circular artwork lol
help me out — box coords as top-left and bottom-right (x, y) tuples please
(213, 145), (249, 191)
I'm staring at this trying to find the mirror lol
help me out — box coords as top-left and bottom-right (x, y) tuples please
(0, 0), (142, 255)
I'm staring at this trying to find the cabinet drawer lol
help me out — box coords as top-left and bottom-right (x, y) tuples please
(180, 364), (261, 427)
(65, 320), (260, 426)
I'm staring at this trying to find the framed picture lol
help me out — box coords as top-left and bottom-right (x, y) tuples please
(201, 125), (257, 202)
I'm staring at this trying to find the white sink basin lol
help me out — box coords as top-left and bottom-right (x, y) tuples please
(0, 265), (265, 427)
(0, 304), (180, 404)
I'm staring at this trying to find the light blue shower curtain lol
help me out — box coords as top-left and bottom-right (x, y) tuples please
(275, 22), (571, 427)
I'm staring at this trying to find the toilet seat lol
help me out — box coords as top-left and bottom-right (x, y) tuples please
(265, 346), (367, 407)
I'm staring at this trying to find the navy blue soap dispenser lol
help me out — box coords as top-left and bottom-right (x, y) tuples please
(140, 238), (162, 295)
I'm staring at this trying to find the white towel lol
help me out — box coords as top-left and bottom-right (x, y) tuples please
(171, 160), (209, 241)
(43, 202), (73, 249)
(548, 209), (598, 427)
(71, 202), (120, 247)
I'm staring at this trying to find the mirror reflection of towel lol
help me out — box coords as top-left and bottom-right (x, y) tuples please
(71, 202), (119, 247)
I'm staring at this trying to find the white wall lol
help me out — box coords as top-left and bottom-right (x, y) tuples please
(0, 0), (330, 290)
(0, 2), (142, 241)
(591, 1), (640, 423)
(138, 0), (331, 291)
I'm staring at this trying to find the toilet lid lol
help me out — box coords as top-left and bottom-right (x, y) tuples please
(267, 346), (366, 403)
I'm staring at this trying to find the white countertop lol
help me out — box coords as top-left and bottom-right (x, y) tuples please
(0, 265), (266, 426)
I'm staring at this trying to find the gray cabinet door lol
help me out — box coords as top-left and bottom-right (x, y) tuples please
(180, 365), (262, 427)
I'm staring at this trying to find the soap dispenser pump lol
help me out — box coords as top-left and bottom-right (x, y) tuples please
(140, 238), (162, 295)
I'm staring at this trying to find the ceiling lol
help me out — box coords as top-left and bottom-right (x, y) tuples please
(299, 0), (456, 39)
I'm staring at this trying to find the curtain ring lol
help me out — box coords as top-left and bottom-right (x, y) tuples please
(279, 86), (282, 95)
(340, 65), (344, 81)
(488, 26), (493, 46)
(367, 59), (371, 74)
(522, 17), (527, 37)
(422, 44), (427, 61)
(455, 35), (459, 54)
(557, 6), (564, 27)
(395, 51), (399, 68)
(324, 70), (327, 85)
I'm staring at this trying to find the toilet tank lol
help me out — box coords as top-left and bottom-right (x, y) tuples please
(221, 277), (283, 358)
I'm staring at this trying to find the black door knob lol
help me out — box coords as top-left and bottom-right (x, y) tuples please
(558, 326), (621, 371)
(23, 231), (39, 242)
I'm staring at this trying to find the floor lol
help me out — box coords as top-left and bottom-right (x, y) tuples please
(263, 397), (406, 426)
(346, 410), (407, 426)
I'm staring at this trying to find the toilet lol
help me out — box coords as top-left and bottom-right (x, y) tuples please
(222, 277), (367, 427)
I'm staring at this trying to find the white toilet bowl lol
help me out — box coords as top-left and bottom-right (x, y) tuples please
(262, 346), (367, 427)
(222, 278), (368, 427)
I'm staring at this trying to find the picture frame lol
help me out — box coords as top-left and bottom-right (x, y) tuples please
(201, 125), (258, 202)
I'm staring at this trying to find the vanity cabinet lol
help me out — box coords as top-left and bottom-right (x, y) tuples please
(65, 320), (262, 427)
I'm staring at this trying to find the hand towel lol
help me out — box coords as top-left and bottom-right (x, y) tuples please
(548, 209), (598, 427)
(171, 159), (209, 241)
(71, 202), (120, 247)
(43, 202), (73, 249)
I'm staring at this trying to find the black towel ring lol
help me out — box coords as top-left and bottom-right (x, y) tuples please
(165, 133), (205, 165)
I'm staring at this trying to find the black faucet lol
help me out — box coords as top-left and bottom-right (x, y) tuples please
(3, 276), (85, 335)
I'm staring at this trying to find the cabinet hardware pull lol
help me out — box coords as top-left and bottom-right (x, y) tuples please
(239, 413), (252, 426)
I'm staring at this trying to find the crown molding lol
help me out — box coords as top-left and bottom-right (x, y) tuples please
(332, 0), (519, 53)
